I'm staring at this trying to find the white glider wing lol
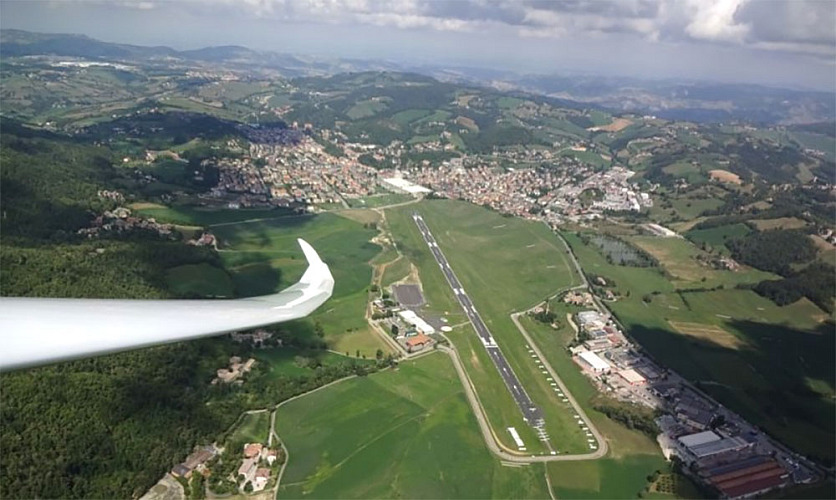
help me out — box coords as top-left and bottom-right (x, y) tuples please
(0, 239), (334, 371)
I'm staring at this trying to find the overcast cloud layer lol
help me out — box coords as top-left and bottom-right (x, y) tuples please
(2, 0), (835, 90)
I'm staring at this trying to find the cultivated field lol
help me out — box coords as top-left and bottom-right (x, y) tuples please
(668, 321), (747, 350)
(230, 411), (270, 446)
(749, 217), (808, 230)
(627, 235), (775, 287)
(708, 169), (742, 184)
(274, 353), (551, 498)
(592, 117), (633, 132)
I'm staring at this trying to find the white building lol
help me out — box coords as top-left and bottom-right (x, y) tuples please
(578, 350), (611, 373)
(397, 309), (436, 335)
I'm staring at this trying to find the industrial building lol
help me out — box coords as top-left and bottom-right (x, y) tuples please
(700, 455), (790, 499)
(618, 368), (646, 386)
(577, 350), (611, 373)
(381, 177), (432, 194)
(397, 309), (435, 335)
(677, 431), (752, 462)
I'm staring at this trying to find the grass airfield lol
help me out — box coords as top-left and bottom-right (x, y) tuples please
(386, 200), (591, 455)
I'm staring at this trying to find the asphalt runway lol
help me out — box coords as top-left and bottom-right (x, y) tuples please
(412, 213), (543, 424)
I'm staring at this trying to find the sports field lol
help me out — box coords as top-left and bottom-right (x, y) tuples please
(275, 353), (551, 499)
(386, 200), (587, 454)
(564, 231), (836, 462)
(210, 212), (394, 357)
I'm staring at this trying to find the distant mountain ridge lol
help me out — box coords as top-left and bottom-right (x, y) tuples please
(2, 29), (833, 125)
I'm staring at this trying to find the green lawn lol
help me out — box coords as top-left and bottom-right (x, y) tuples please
(386, 200), (586, 454)
(275, 353), (551, 499)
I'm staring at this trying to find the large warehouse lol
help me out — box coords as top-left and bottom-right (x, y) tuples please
(577, 350), (611, 373)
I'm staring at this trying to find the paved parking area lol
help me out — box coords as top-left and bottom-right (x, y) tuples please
(393, 284), (425, 308)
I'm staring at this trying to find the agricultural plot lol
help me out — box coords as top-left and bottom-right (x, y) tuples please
(685, 223), (751, 253)
(627, 235), (775, 288)
(749, 217), (808, 231)
(563, 231), (836, 463)
(386, 200), (587, 455)
(275, 353), (551, 499)
(229, 411), (270, 446)
(346, 99), (388, 120)
(133, 205), (292, 226)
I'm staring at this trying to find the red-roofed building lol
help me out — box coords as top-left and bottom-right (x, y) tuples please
(243, 442), (263, 459)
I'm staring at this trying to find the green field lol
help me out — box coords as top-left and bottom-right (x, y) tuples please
(208, 212), (394, 357)
(134, 205), (293, 226)
(255, 347), (371, 380)
(346, 99), (388, 120)
(230, 411), (271, 446)
(346, 193), (413, 208)
(386, 200), (587, 454)
(685, 223), (752, 253)
(564, 231), (836, 462)
(381, 255), (411, 287)
(164, 263), (235, 297)
(275, 353), (551, 499)
(391, 108), (432, 126)
(626, 235), (776, 288)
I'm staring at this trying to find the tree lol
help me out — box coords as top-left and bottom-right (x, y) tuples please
(375, 349), (384, 360)
(243, 481), (253, 493)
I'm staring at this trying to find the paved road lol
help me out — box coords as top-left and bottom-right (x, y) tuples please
(413, 213), (542, 424)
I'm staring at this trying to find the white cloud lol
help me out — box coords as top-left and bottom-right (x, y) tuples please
(684, 0), (750, 43)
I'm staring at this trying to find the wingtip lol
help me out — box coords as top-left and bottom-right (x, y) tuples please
(297, 238), (323, 266)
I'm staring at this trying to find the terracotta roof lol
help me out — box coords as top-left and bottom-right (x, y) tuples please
(244, 443), (263, 458)
(256, 468), (271, 479)
(406, 333), (431, 347)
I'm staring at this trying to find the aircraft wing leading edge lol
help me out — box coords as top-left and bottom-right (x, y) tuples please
(0, 239), (334, 371)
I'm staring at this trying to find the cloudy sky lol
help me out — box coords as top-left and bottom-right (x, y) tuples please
(3, 0), (835, 90)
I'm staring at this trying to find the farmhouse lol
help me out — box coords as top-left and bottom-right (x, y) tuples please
(238, 457), (257, 484)
(577, 350), (611, 373)
(253, 468), (271, 492)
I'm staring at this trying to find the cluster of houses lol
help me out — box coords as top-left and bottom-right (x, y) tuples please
(212, 356), (256, 385)
(77, 207), (174, 239)
(237, 443), (279, 493)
